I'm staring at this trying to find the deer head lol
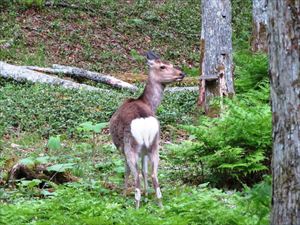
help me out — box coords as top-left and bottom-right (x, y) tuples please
(146, 51), (185, 84)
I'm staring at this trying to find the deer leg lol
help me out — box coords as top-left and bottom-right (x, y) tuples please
(149, 139), (163, 208)
(123, 162), (130, 196)
(142, 154), (149, 196)
(124, 143), (141, 209)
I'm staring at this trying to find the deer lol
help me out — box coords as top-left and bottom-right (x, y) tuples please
(109, 51), (185, 208)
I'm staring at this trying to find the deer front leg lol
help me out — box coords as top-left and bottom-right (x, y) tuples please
(124, 143), (141, 208)
(149, 139), (163, 208)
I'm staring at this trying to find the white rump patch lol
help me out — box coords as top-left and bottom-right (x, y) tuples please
(131, 117), (159, 148)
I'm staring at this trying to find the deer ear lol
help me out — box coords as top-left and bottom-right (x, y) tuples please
(146, 51), (160, 60)
(147, 59), (155, 67)
(146, 51), (160, 67)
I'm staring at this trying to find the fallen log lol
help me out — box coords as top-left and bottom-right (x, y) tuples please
(2, 62), (193, 93)
(165, 86), (198, 93)
(8, 162), (78, 187)
(25, 64), (138, 92)
(53, 64), (138, 92)
(0, 61), (105, 92)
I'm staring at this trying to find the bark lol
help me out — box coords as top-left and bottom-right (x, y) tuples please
(0, 61), (105, 92)
(251, 0), (268, 52)
(198, 0), (234, 115)
(26, 64), (137, 92)
(268, 1), (300, 224)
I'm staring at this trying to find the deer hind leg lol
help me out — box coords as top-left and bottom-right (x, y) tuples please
(142, 153), (149, 196)
(124, 142), (141, 208)
(123, 162), (130, 196)
(149, 137), (163, 208)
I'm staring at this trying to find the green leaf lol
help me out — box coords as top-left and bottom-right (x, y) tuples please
(47, 136), (61, 151)
(114, 166), (125, 174)
(93, 122), (108, 133)
(128, 18), (145, 26)
(35, 156), (50, 164)
(20, 179), (42, 188)
(19, 157), (35, 166)
(78, 122), (94, 132)
(41, 189), (57, 196)
(130, 49), (144, 62)
(78, 121), (107, 133)
(46, 163), (75, 172)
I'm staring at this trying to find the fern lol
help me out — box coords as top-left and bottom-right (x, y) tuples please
(167, 83), (271, 188)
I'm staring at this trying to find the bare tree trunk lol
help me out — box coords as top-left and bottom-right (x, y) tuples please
(268, 1), (300, 224)
(198, 0), (235, 115)
(251, 0), (268, 52)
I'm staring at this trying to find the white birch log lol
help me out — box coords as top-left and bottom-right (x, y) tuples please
(2, 62), (192, 94)
(165, 86), (198, 93)
(0, 61), (105, 92)
(22, 66), (63, 74)
(50, 64), (138, 92)
(23, 65), (137, 92)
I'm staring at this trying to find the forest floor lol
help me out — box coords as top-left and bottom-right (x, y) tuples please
(0, 0), (200, 84)
(0, 1), (270, 225)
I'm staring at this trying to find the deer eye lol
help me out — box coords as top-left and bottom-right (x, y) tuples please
(160, 66), (166, 70)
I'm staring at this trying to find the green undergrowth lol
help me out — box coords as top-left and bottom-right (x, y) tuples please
(0, 116), (270, 224)
(0, 79), (197, 137)
(0, 181), (270, 225)
(166, 50), (270, 188)
(0, 0), (272, 224)
(234, 50), (269, 93)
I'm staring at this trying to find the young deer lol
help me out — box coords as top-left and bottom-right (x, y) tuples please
(109, 51), (185, 208)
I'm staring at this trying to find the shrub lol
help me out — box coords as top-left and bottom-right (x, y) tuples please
(234, 50), (269, 93)
(167, 82), (271, 188)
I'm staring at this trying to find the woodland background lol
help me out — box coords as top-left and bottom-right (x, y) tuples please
(0, 1), (271, 224)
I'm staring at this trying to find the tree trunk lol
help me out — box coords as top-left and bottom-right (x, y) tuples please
(251, 0), (268, 52)
(268, 1), (300, 224)
(198, 0), (235, 116)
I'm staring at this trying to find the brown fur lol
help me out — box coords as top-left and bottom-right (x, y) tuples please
(109, 54), (185, 208)
(109, 99), (153, 150)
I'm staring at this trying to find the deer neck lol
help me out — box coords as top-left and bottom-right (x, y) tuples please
(140, 79), (165, 112)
